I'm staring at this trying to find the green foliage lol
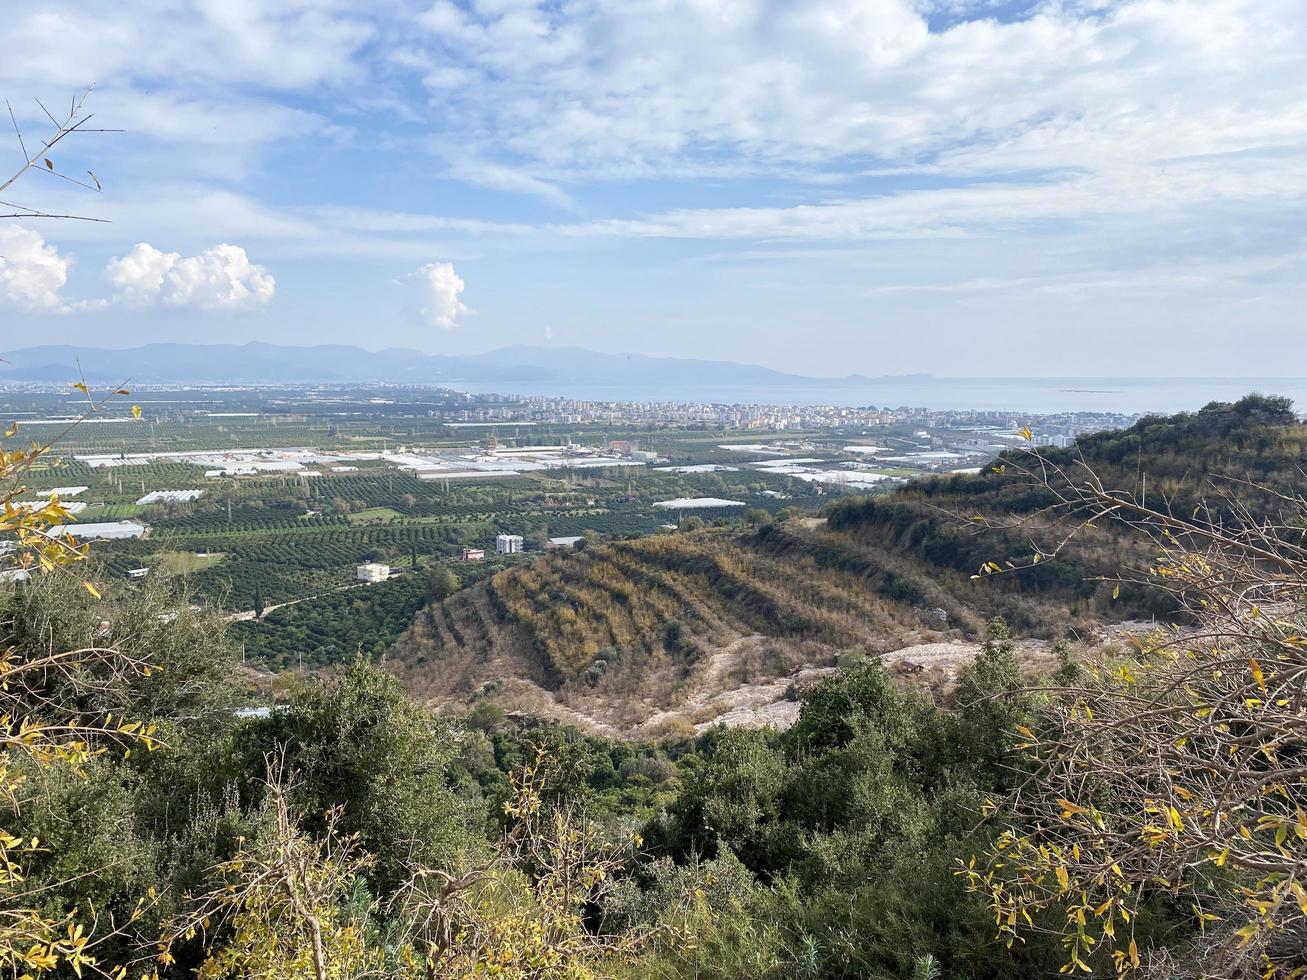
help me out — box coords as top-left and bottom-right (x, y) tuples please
(0, 570), (1213, 978)
(249, 659), (482, 890)
(13, 398), (1296, 976)
(953, 619), (1033, 789)
(643, 643), (1067, 979)
(1, 570), (241, 733)
(231, 562), (470, 667)
(825, 396), (1307, 633)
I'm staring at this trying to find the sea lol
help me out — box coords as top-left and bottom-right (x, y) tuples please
(448, 377), (1307, 416)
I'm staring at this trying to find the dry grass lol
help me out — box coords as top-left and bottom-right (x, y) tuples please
(386, 524), (1064, 733)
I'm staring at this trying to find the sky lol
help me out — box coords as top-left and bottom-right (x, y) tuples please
(0, 0), (1304, 378)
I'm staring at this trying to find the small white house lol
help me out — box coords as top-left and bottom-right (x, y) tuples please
(547, 536), (584, 549)
(356, 562), (391, 583)
(127, 567), (150, 579)
(495, 534), (524, 555)
(461, 548), (486, 562)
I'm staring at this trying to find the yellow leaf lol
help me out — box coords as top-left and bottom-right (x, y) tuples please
(83, 581), (101, 600)
(1057, 798), (1087, 818)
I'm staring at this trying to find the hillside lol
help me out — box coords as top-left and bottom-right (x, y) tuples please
(0, 341), (864, 386)
(389, 395), (1306, 733)
(388, 521), (1069, 733)
(827, 393), (1307, 625)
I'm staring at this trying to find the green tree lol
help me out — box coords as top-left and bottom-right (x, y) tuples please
(252, 659), (481, 889)
(953, 618), (1031, 787)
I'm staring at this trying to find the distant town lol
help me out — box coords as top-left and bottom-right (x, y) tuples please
(433, 391), (1141, 450)
(2, 379), (1144, 447)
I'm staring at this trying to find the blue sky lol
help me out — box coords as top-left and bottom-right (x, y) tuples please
(1, 0), (1304, 377)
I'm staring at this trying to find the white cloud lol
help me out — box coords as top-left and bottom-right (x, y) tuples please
(105, 243), (180, 304)
(2, 0), (1305, 370)
(105, 242), (275, 310)
(165, 244), (276, 309)
(7, 1), (1305, 252)
(398, 0), (1307, 192)
(405, 261), (469, 329)
(565, 153), (1307, 242)
(0, 226), (73, 312)
(442, 155), (574, 208)
(0, 2), (373, 97)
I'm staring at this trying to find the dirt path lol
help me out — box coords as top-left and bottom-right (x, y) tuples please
(879, 637), (1053, 677)
(635, 635), (837, 736)
(225, 580), (372, 622)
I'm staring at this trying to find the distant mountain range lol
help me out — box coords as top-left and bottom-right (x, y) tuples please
(0, 342), (912, 387)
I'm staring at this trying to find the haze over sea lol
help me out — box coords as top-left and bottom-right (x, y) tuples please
(451, 378), (1307, 416)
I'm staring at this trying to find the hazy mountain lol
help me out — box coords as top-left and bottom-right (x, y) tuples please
(0, 342), (886, 386)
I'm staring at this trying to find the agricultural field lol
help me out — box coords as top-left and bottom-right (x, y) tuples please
(4, 383), (958, 669)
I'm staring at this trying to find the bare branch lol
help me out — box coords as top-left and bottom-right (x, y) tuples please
(960, 444), (1307, 978)
(0, 89), (113, 223)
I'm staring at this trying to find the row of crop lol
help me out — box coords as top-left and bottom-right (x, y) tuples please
(188, 564), (350, 610)
(28, 461), (213, 500)
(540, 512), (659, 538)
(228, 566), (469, 668)
(149, 503), (348, 535)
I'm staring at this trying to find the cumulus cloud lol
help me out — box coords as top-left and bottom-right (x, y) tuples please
(165, 245), (276, 309)
(105, 243), (275, 310)
(0, 227), (74, 312)
(105, 243), (180, 304)
(404, 262), (469, 329)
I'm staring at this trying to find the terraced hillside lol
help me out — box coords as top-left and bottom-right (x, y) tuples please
(389, 395), (1307, 732)
(388, 520), (1057, 732)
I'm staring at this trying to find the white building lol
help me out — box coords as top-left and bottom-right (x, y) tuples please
(496, 534), (524, 555)
(356, 562), (391, 583)
(137, 489), (204, 505)
(461, 547), (486, 562)
(651, 497), (746, 510)
(547, 536), (584, 549)
(49, 521), (146, 540)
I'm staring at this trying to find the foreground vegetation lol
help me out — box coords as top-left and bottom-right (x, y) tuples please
(3, 394), (1306, 978)
(0, 568), (1071, 979)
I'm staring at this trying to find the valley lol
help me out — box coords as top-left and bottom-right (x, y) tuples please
(9, 383), (1294, 736)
